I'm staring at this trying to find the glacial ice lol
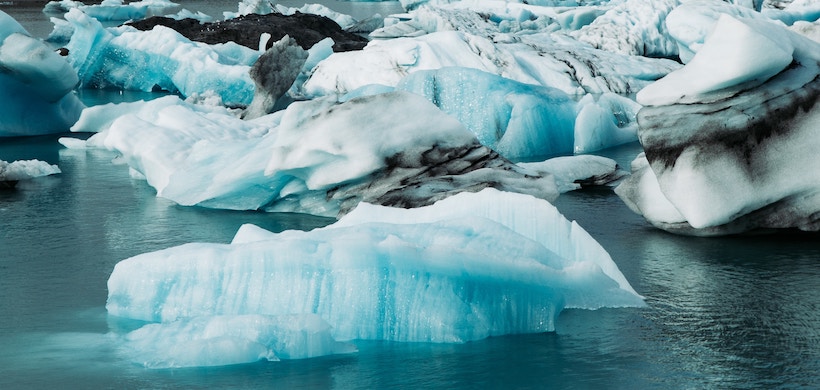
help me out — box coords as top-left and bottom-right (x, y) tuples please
(0, 159), (61, 182)
(571, 0), (680, 58)
(107, 188), (644, 347)
(0, 11), (84, 137)
(301, 5), (681, 97)
(367, 67), (640, 160)
(63, 8), (259, 106)
(618, 14), (820, 235)
(72, 91), (558, 216)
(44, 0), (181, 22)
(518, 155), (627, 193)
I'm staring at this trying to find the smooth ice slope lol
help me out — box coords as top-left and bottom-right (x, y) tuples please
(0, 11), (84, 137)
(107, 189), (644, 345)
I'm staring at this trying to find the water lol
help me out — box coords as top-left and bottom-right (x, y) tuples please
(1, 3), (820, 389)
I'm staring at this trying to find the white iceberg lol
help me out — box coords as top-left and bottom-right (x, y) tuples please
(73, 91), (558, 217)
(107, 189), (644, 346)
(0, 11), (84, 137)
(0, 159), (61, 183)
(618, 15), (820, 235)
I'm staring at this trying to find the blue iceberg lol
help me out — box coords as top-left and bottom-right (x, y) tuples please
(107, 189), (644, 358)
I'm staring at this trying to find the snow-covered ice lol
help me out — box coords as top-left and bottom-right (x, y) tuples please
(63, 8), (259, 106)
(107, 188), (644, 350)
(0, 11), (84, 137)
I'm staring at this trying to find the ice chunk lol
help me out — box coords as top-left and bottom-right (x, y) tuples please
(0, 159), (61, 181)
(519, 155), (627, 193)
(0, 12), (84, 137)
(120, 314), (356, 368)
(573, 93), (641, 154)
(75, 91), (558, 217)
(107, 189), (644, 343)
(619, 16), (820, 235)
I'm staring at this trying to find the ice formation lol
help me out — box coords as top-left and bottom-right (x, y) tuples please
(107, 188), (644, 352)
(43, 0), (180, 22)
(0, 11), (84, 137)
(63, 8), (258, 106)
(617, 14), (820, 235)
(519, 155), (627, 193)
(72, 91), (558, 217)
(0, 159), (61, 183)
(347, 67), (640, 160)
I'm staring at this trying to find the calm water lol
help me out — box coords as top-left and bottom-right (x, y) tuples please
(2, 2), (820, 389)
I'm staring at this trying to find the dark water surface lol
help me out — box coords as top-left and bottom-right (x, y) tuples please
(1, 3), (819, 389)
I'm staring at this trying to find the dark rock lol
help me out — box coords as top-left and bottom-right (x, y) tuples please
(127, 12), (369, 52)
(242, 35), (308, 119)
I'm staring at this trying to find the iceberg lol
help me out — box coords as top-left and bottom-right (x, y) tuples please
(616, 15), (820, 235)
(0, 11), (84, 137)
(44, 0), (181, 22)
(72, 91), (559, 217)
(63, 8), (258, 106)
(128, 12), (369, 53)
(107, 189), (644, 347)
(0, 159), (61, 187)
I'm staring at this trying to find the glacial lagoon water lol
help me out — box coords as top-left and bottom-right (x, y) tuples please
(2, 2), (820, 388)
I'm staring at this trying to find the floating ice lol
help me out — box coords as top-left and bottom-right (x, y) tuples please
(107, 188), (644, 346)
(618, 15), (820, 235)
(63, 8), (258, 105)
(0, 159), (61, 182)
(0, 11), (84, 137)
(44, 0), (180, 22)
(303, 7), (680, 97)
(519, 155), (627, 193)
(74, 91), (558, 217)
